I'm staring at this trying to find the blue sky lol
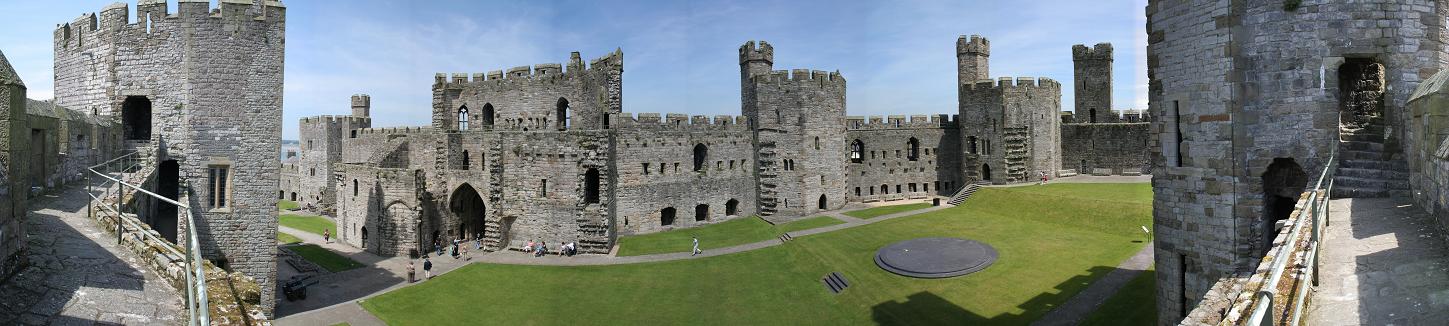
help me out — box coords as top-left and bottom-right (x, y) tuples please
(0, 0), (1148, 140)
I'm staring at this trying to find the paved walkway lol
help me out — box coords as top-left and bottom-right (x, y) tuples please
(1032, 243), (1155, 326)
(989, 174), (1152, 188)
(1307, 198), (1449, 325)
(0, 185), (183, 325)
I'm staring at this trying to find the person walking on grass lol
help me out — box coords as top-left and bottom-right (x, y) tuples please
(423, 257), (433, 279)
(692, 236), (702, 256)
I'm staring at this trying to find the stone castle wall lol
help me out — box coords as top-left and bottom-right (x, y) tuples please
(960, 77), (1063, 183)
(50, 1), (286, 315)
(845, 115), (963, 202)
(298, 112), (371, 210)
(1060, 122), (1149, 175)
(1147, 0), (1449, 324)
(611, 114), (756, 235)
(1073, 43), (1117, 124)
(1406, 71), (1449, 233)
(0, 51), (27, 281)
(744, 67), (849, 218)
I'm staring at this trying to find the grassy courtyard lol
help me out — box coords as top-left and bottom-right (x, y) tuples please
(279, 214), (337, 237)
(288, 244), (364, 272)
(277, 232), (303, 245)
(278, 199), (300, 211)
(1083, 267), (1157, 326)
(616, 216), (846, 256)
(843, 202), (933, 219)
(362, 183), (1152, 325)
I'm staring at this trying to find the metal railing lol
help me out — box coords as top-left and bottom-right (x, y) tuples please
(1245, 147), (1337, 326)
(85, 150), (210, 326)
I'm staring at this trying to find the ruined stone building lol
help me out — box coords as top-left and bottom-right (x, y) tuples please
(23, 1), (287, 315)
(289, 36), (1147, 258)
(1146, 0), (1449, 324)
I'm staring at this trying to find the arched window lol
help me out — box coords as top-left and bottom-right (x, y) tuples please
(968, 136), (978, 154)
(850, 140), (864, 163)
(461, 150), (471, 170)
(693, 144), (708, 172)
(457, 106), (470, 131)
(881, 184), (888, 194)
(661, 207), (676, 226)
(814, 136), (820, 150)
(352, 179), (359, 196)
(482, 103), (495, 127)
(907, 138), (920, 161)
(556, 98), (570, 130)
(584, 168), (601, 204)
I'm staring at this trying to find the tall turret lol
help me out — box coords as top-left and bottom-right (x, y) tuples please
(351, 94), (371, 118)
(739, 41), (775, 120)
(1072, 43), (1113, 123)
(957, 35), (990, 87)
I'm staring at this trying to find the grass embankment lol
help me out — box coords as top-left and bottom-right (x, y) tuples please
(277, 232), (303, 245)
(363, 183), (1153, 325)
(616, 216), (845, 256)
(279, 214), (337, 237)
(1082, 267), (1157, 326)
(278, 200), (300, 211)
(288, 244), (364, 272)
(843, 202), (933, 219)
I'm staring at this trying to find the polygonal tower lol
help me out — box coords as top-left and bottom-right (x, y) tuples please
(51, 0), (286, 315)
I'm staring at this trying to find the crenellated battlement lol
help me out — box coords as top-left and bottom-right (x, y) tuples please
(432, 49), (623, 87)
(750, 69), (845, 88)
(956, 35), (990, 56)
(609, 113), (751, 131)
(847, 114), (957, 130)
(354, 126), (433, 136)
(1072, 43), (1113, 61)
(301, 115), (371, 126)
(739, 40), (774, 64)
(55, 0), (285, 54)
(964, 77), (1061, 90)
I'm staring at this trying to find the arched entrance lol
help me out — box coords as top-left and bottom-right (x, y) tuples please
(1260, 158), (1307, 255)
(661, 207), (676, 226)
(450, 184), (487, 241)
(818, 194), (827, 210)
(1339, 58), (1385, 128)
(695, 204), (709, 221)
(981, 164), (993, 181)
(725, 199), (739, 216)
(122, 96), (151, 141)
(360, 226), (368, 249)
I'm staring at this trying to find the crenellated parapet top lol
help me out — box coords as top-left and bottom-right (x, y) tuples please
(956, 35), (990, 56)
(610, 113), (751, 131)
(433, 49), (623, 88)
(55, 0), (285, 51)
(749, 69), (845, 89)
(739, 40), (774, 64)
(1072, 43), (1113, 61)
(963, 77), (1061, 91)
(301, 115), (371, 125)
(353, 126), (433, 136)
(847, 114), (957, 130)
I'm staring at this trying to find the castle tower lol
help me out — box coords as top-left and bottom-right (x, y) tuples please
(52, 1), (286, 315)
(0, 50), (30, 280)
(1072, 43), (1113, 123)
(739, 40), (774, 120)
(957, 35), (990, 87)
(351, 94), (371, 118)
(738, 41), (847, 218)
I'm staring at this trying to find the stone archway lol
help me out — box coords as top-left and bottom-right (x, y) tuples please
(450, 183), (486, 241)
(1260, 158), (1307, 255)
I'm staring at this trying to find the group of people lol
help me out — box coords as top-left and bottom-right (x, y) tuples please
(522, 240), (577, 257)
(407, 256), (434, 282)
(432, 238), (475, 261)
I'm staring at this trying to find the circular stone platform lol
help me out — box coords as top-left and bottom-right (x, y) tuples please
(874, 237), (998, 278)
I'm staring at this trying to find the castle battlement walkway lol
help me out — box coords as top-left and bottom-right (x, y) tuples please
(1306, 197), (1449, 325)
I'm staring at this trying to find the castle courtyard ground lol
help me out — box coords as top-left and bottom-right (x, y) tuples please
(274, 177), (1157, 325)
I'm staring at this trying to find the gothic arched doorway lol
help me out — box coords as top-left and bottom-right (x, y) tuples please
(450, 183), (487, 241)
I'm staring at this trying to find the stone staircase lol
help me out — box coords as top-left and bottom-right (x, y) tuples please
(1003, 127), (1030, 183)
(756, 137), (781, 217)
(1333, 118), (1410, 198)
(946, 182), (988, 206)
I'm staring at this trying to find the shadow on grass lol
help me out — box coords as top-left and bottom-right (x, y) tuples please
(871, 266), (1117, 325)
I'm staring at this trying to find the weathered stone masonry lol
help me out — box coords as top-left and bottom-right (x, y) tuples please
(50, 1), (286, 315)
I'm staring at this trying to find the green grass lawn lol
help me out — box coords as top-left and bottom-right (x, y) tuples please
(1082, 267), (1157, 326)
(288, 244), (363, 272)
(843, 202), (933, 219)
(280, 214), (336, 237)
(362, 183), (1152, 325)
(616, 216), (846, 257)
(278, 200), (300, 211)
(277, 232), (303, 245)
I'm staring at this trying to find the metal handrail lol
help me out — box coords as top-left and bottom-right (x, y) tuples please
(85, 150), (209, 326)
(1244, 146), (1337, 325)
